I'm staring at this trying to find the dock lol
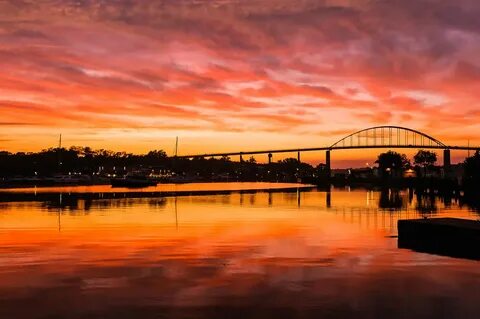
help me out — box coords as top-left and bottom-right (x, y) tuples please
(398, 218), (480, 260)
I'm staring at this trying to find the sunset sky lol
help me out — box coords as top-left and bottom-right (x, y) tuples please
(1, 0), (479, 166)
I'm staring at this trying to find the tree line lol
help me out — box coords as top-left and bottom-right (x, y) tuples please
(0, 147), (317, 181)
(0, 147), (169, 176)
(0, 147), (479, 183)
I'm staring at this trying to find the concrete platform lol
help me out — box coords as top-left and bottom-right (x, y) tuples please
(398, 218), (480, 260)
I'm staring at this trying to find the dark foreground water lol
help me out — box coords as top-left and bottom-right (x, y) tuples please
(0, 183), (479, 319)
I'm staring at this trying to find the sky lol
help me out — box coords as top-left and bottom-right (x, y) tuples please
(0, 0), (479, 166)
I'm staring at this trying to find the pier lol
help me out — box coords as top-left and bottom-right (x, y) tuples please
(398, 218), (480, 260)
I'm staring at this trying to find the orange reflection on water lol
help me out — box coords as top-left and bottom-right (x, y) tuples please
(0, 188), (479, 318)
(0, 182), (312, 193)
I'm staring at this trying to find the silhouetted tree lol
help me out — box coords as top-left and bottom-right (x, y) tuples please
(0, 147), (170, 177)
(147, 150), (167, 159)
(464, 151), (480, 185)
(375, 151), (409, 177)
(414, 150), (437, 176)
(463, 151), (480, 215)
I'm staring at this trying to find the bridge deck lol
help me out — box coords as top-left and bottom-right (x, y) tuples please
(176, 145), (479, 159)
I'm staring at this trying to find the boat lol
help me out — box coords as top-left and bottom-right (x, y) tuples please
(51, 174), (91, 185)
(111, 172), (158, 188)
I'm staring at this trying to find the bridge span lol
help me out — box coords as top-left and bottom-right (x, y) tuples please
(176, 126), (479, 170)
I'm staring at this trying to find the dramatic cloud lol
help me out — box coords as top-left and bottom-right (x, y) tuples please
(0, 0), (479, 165)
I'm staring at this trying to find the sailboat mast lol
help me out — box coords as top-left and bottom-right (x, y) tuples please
(175, 136), (178, 157)
(58, 134), (62, 168)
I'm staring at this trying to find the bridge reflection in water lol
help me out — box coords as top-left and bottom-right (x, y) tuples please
(12, 187), (476, 235)
(238, 188), (476, 233)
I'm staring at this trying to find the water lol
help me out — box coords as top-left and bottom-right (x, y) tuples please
(0, 182), (310, 193)
(0, 183), (479, 319)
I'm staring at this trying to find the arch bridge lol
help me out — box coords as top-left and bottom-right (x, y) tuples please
(176, 126), (479, 170)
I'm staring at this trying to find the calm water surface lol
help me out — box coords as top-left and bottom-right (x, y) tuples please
(0, 183), (479, 319)
(0, 182), (312, 193)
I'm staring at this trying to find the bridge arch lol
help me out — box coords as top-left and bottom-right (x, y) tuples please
(329, 126), (447, 150)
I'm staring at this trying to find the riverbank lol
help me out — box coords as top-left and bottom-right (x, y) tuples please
(0, 182), (315, 203)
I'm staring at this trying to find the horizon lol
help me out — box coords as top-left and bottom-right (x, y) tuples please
(1, 139), (473, 169)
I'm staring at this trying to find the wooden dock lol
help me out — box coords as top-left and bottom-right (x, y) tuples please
(398, 218), (480, 260)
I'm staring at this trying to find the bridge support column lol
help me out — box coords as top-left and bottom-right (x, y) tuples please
(443, 149), (451, 177)
(297, 151), (301, 162)
(240, 153), (244, 163)
(326, 150), (331, 176)
(268, 153), (272, 164)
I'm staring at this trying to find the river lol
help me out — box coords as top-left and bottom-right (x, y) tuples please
(0, 183), (479, 318)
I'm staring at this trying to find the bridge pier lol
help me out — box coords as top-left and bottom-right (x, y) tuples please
(240, 153), (244, 163)
(443, 149), (451, 168)
(326, 150), (331, 176)
(297, 151), (301, 162)
(443, 149), (451, 177)
(268, 153), (272, 164)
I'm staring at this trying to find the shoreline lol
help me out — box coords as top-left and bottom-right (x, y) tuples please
(0, 182), (315, 203)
